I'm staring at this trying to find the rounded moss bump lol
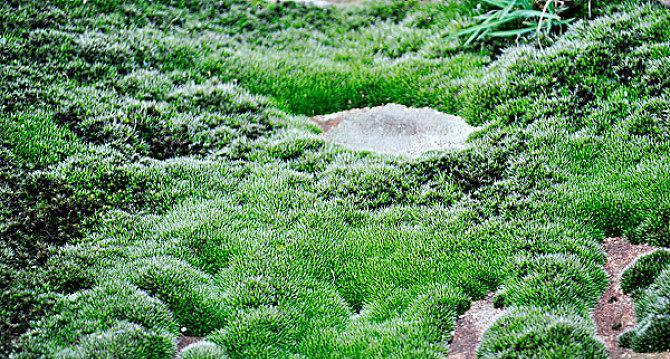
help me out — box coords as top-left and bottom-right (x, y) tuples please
(178, 341), (229, 359)
(111, 256), (230, 337)
(626, 315), (670, 353)
(617, 328), (634, 348)
(624, 268), (670, 352)
(477, 306), (608, 358)
(207, 306), (293, 358)
(494, 253), (607, 314)
(56, 322), (176, 359)
(404, 284), (471, 327)
(18, 281), (179, 358)
(621, 249), (670, 297)
(625, 206), (670, 247)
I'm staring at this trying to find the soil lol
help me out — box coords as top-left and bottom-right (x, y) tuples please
(594, 237), (656, 359)
(176, 335), (203, 353)
(447, 293), (504, 359)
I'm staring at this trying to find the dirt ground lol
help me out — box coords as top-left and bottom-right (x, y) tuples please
(176, 335), (203, 353)
(447, 293), (504, 359)
(594, 237), (656, 359)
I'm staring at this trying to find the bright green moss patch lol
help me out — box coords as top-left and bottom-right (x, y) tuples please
(494, 253), (607, 315)
(216, 48), (488, 115)
(620, 269), (670, 352)
(178, 341), (228, 359)
(621, 250), (670, 298)
(17, 281), (178, 359)
(478, 307), (608, 359)
(200, 0), (489, 115)
(0, 110), (82, 169)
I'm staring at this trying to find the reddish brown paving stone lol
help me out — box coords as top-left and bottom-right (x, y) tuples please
(594, 237), (656, 359)
(447, 293), (504, 359)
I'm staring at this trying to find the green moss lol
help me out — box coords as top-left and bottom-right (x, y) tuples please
(55, 323), (175, 359)
(477, 307), (608, 359)
(621, 250), (670, 298)
(178, 341), (228, 359)
(3, 0), (670, 357)
(208, 306), (294, 358)
(17, 281), (178, 358)
(112, 256), (230, 336)
(0, 109), (82, 169)
(621, 269), (670, 352)
(494, 254), (607, 315)
(461, 4), (670, 126)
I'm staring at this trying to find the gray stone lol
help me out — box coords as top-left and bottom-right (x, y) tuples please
(312, 104), (478, 157)
(269, 0), (360, 7)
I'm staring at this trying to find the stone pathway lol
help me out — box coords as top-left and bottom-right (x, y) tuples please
(269, 0), (363, 7)
(313, 104), (478, 157)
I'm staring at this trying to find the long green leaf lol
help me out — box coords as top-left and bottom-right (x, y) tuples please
(481, 0), (511, 9)
(488, 26), (537, 37)
(498, 0), (517, 18)
(458, 0), (576, 45)
(507, 10), (562, 20)
(457, 16), (521, 36)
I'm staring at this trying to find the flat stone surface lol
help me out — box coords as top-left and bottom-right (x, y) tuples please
(270, 0), (440, 8)
(312, 104), (478, 157)
(270, 0), (362, 7)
